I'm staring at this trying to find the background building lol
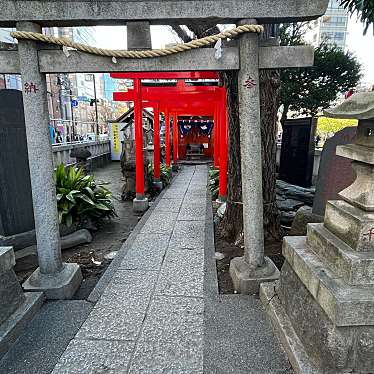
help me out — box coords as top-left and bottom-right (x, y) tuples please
(309, 0), (349, 48)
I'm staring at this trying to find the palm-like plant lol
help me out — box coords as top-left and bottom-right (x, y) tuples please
(55, 164), (116, 227)
(340, 0), (374, 34)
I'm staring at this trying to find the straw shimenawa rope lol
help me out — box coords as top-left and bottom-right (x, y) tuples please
(10, 24), (263, 59)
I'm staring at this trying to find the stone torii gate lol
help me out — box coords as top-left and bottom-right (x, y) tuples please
(0, 1), (326, 303)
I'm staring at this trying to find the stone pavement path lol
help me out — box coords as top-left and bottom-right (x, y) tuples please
(52, 166), (207, 373)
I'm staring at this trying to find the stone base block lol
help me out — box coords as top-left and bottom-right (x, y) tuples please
(263, 262), (374, 374)
(0, 292), (44, 359)
(229, 256), (279, 294)
(0, 229), (36, 251)
(133, 197), (149, 213)
(153, 180), (163, 191)
(260, 282), (321, 374)
(23, 263), (82, 299)
(306, 223), (374, 285)
(324, 200), (374, 252)
(283, 236), (374, 326)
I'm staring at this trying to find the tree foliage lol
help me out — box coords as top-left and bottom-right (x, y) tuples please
(317, 116), (358, 136)
(279, 24), (362, 122)
(340, 0), (374, 34)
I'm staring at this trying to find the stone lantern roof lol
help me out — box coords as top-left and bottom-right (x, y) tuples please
(324, 91), (374, 120)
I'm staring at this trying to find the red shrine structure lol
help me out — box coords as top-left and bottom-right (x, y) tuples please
(111, 71), (228, 206)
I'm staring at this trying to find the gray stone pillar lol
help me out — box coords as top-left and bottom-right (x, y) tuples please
(229, 19), (279, 294)
(127, 21), (152, 50)
(17, 22), (82, 299)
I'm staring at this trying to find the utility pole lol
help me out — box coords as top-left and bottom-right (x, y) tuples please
(92, 74), (99, 136)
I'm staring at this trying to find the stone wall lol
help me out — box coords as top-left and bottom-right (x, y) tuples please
(52, 140), (111, 169)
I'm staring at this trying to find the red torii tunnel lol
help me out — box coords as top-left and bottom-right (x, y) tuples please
(111, 72), (228, 209)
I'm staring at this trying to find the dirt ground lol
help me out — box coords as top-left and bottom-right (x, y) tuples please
(215, 223), (284, 294)
(15, 162), (140, 300)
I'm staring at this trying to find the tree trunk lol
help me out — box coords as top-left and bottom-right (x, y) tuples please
(260, 69), (281, 241)
(220, 71), (243, 241)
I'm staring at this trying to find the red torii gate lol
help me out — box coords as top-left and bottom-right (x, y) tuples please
(111, 72), (228, 210)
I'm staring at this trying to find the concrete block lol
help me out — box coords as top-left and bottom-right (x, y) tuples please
(0, 292), (44, 359)
(325, 200), (374, 251)
(307, 223), (374, 285)
(0, 247), (15, 272)
(23, 262), (82, 299)
(153, 180), (163, 191)
(229, 256), (280, 295)
(133, 196), (149, 213)
(283, 236), (374, 326)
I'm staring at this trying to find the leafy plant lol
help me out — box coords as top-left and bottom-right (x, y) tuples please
(55, 164), (116, 227)
(148, 163), (172, 187)
(209, 167), (219, 200)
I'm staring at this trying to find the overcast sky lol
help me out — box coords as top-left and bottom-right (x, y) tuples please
(96, 17), (374, 87)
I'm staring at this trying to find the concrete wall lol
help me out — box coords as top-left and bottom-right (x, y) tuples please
(52, 140), (111, 168)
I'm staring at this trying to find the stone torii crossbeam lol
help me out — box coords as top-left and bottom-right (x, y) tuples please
(0, 0), (326, 342)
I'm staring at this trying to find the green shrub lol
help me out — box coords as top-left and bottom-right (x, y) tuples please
(148, 163), (172, 187)
(55, 164), (116, 227)
(209, 167), (219, 200)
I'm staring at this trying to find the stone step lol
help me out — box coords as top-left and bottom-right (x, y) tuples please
(306, 223), (374, 285)
(282, 236), (374, 326)
(324, 200), (374, 252)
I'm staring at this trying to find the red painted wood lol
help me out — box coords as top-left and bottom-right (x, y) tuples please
(164, 109), (171, 167)
(213, 105), (220, 168)
(153, 103), (161, 179)
(172, 112), (178, 164)
(110, 71), (219, 79)
(134, 78), (145, 196)
(219, 93), (228, 199)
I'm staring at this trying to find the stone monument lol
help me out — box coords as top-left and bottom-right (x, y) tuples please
(261, 91), (374, 373)
(313, 126), (357, 216)
(0, 247), (43, 358)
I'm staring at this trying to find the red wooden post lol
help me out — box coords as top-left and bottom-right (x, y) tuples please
(153, 103), (161, 180)
(213, 104), (220, 168)
(134, 78), (145, 197)
(218, 93), (228, 201)
(172, 112), (178, 166)
(165, 109), (171, 167)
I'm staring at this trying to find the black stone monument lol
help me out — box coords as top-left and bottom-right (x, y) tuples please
(279, 117), (317, 188)
(0, 90), (35, 248)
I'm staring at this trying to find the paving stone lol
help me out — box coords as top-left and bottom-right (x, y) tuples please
(172, 221), (205, 239)
(128, 296), (203, 374)
(51, 339), (135, 374)
(76, 271), (158, 341)
(140, 212), (178, 235)
(0, 301), (92, 374)
(169, 234), (205, 250)
(162, 189), (187, 199)
(156, 247), (204, 297)
(156, 198), (183, 213)
(119, 234), (170, 271)
(178, 204), (206, 221)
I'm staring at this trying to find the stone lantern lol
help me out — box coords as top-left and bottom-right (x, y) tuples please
(261, 92), (374, 373)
